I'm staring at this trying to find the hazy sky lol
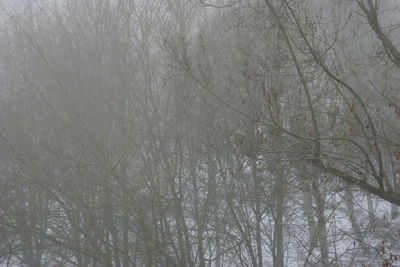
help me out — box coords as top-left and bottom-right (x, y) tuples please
(1, 0), (31, 12)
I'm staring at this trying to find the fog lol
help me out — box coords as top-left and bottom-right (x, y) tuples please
(0, 0), (400, 266)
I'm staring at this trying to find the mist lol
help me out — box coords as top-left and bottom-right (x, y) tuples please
(1, 0), (400, 266)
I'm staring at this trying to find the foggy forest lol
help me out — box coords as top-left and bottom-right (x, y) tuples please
(1, 0), (400, 266)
